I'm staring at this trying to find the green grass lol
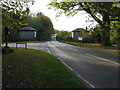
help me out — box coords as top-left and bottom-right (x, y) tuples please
(2, 48), (84, 88)
(62, 41), (119, 55)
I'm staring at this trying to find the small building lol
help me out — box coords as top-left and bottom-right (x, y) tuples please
(18, 26), (36, 40)
(72, 28), (85, 40)
(51, 36), (56, 41)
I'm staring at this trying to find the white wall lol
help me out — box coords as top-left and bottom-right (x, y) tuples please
(72, 32), (74, 38)
(72, 32), (83, 40)
(34, 31), (36, 38)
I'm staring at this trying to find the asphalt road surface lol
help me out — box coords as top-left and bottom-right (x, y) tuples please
(8, 41), (119, 88)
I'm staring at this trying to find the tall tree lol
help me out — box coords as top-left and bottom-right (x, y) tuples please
(0, 0), (34, 41)
(49, 1), (120, 46)
(26, 12), (55, 40)
(1, 0), (34, 29)
(55, 30), (72, 41)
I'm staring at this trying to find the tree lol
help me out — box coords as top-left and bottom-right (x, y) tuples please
(26, 12), (55, 40)
(1, 0), (34, 28)
(89, 25), (102, 43)
(110, 21), (120, 44)
(81, 29), (93, 43)
(55, 30), (72, 41)
(1, 0), (34, 41)
(49, 1), (120, 46)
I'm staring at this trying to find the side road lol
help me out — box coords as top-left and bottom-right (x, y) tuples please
(7, 42), (49, 53)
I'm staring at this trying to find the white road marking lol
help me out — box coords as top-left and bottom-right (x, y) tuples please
(57, 57), (95, 88)
(61, 61), (74, 71)
(57, 57), (74, 71)
(46, 43), (51, 54)
(74, 71), (95, 88)
(86, 53), (119, 65)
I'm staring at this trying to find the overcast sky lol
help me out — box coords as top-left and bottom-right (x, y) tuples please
(28, 0), (98, 31)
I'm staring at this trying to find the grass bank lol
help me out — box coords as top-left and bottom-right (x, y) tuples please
(2, 48), (84, 88)
(62, 41), (120, 55)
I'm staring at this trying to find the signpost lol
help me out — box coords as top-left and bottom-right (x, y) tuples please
(4, 26), (9, 48)
(3, 26), (13, 54)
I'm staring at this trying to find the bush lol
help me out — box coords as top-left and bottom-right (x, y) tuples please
(2, 29), (20, 42)
(82, 34), (94, 43)
(110, 27), (120, 45)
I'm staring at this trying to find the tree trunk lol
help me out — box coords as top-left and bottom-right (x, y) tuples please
(101, 26), (111, 46)
(101, 12), (112, 46)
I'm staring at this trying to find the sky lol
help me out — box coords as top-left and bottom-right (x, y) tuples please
(28, 0), (98, 31)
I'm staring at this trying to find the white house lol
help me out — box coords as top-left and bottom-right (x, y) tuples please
(18, 26), (36, 40)
(72, 28), (85, 40)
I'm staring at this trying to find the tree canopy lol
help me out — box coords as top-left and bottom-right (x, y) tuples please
(1, 0), (34, 29)
(55, 30), (72, 41)
(1, 0), (55, 41)
(1, 0), (34, 41)
(49, 1), (120, 46)
(26, 12), (55, 40)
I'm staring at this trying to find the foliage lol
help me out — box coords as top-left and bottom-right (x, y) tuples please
(55, 30), (72, 41)
(25, 12), (55, 41)
(89, 25), (102, 43)
(110, 21), (120, 44)
(1, 0), (33, 28)
(49, 1), (120, 46)
(82, 30), (93, 43)
(1, 0), (34, 41)
(7, 29), (20, 42)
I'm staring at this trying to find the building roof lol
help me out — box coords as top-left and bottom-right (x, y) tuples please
(18, 26), (36, 31)
(72, 28), (85, 32)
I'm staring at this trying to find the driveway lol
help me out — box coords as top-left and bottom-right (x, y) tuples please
(8, 41), (119, 88)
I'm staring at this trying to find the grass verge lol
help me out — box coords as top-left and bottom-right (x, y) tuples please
(62, 41), (120, 55)
(2, 48), (84, 88)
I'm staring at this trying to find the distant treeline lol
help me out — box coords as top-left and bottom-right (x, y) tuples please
(56, 24), (120, 45)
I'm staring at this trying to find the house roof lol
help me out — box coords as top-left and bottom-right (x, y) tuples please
(18, 26), (36, 31)
(72, 28), (85, 32)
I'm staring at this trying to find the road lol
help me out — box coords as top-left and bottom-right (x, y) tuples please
(8, 41), (119, 88)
